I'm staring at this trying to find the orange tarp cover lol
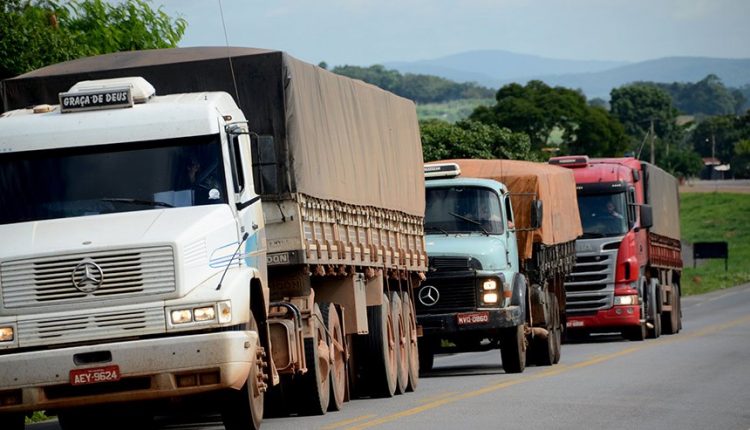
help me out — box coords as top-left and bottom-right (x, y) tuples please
(434, 159), (582, 259)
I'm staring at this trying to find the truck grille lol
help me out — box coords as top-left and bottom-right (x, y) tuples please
(416, 272), (477, 313)
(564, 239), (619, 313)
(1, 246), (176, 308)
(17, 307), (166, 347)
(429, 256), (482, 271)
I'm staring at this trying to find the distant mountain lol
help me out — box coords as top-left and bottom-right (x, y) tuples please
(384, 50), (629, 85)
(384, 51), (750, 100)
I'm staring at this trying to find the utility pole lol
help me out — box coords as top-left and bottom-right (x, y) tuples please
(650, 118), (656, 165)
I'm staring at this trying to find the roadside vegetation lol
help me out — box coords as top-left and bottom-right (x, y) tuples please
(680, 192), (750, 295)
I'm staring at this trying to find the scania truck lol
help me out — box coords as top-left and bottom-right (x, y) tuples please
(549, 156), (682, 340)
(0, 47), (426, 429)
(416, 160), (580, 373)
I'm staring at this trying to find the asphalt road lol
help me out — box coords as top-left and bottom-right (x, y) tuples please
(30, 284), (750, 430)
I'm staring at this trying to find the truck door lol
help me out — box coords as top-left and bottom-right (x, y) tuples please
(504, 194), (519, 271)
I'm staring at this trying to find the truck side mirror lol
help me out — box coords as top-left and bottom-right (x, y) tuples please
(250, 135), (279, 195)
(530, 199), (543, 230)
(640, 204), (653, 229)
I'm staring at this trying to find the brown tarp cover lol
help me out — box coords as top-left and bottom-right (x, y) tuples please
(642, 162), (681, 240)
(2, 47), (425, 217)
(431, 159), (582, 259)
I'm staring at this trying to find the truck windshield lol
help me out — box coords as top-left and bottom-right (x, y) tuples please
(576, 192), (628, 237)
(424, 186), (503, 235)
(0, 135), (228, 225)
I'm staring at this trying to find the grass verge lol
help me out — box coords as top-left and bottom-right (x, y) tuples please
(680, 192), (750, 295)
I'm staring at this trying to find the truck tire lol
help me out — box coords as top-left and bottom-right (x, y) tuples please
(401, 292), (419, 391)
(390, 292), (408, 395)
(221, 313), (264, 430)
(361, 294), (397, 397)
(1, 413), (24, 430)
(661, 284), (681, 335)
(531, 291), (560, 366)
(500, 324), (526, 374)
(320, 302), (346, 412)
(294, 303), (330, 415)
(550, 294), (562, 364)
(418, 337), (435, 374)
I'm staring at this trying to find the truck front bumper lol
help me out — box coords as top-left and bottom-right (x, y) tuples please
(0, 331), (257, 414)
(418, 305), (523, 337)
(566, 305), (641, 331)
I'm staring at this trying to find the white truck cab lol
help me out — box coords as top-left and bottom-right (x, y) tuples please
(0, 77), (268, 428)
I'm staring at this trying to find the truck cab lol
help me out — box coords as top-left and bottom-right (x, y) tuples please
(0, 77), (268, 428)
(417, 163), (527, 373)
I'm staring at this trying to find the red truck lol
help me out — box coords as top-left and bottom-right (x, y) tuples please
(548, 156), (682, 340)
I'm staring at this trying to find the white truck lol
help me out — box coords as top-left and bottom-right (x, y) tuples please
(0, 47), (426, 429)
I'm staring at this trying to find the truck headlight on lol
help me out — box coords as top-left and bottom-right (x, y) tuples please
(0, 326), (14, 342)
(614, 295), (639, 306)
(482, 292), (499, 304)
(167, 301), (231, 327)
(483, 279), (497, 290)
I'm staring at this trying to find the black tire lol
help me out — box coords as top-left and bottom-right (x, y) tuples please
(320, 302), (346, 412)
(221, 313), (264, 430)
(1, 413), (25, 430)
(532, 292), (558, 367)
(418, 337), (435, 374)
(661, 284), (681, 335)
(401, 293), (419, 391)
(550, 294), (562, 364)
(294, 303), (330, 415)
(390, 292), (408, 395)
(500, 324), (526, 374)
(361, 294), (397, 397)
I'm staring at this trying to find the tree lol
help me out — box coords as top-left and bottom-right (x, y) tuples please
(0, 0), (186, 81)
(420, 119), (533, 162)
(566, 105), (628, 157)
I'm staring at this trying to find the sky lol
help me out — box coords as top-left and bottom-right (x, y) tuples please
(159, 0), (750, 67)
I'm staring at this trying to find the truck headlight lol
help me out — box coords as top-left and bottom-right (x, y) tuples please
(483, 292), (499, 304)
(614, 295), (639, 306)
(193, 306), (216, 322)
(482, 279), (497, 290)
(0, 326), (14, 342)
(171, 309), (193, 325)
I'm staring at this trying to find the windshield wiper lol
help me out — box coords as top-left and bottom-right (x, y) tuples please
(101, 198), (174, 208)
(448, 212), (490, 236)
(425, 225), (449, 235)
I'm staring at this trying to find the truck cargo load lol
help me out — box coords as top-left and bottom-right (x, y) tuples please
(642, 162), (681, 240)
(432, 159), (582, 259)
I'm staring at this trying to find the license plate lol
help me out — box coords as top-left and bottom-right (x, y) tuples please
(457, 311), (490, 325)
(70, 365), (121, 386)
(566, 320), (585, 328)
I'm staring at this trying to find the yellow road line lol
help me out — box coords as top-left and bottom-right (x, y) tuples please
(417, 391), (458, 404)
(322, 414), (377, 430)
(345, 314), (750, 429)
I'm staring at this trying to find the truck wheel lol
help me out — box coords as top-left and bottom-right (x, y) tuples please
(532, 292), (560, 366)
(550, 294), (562, 364)
(320, 302), (346, 411)
(295, 303), (330, 415)
(418, 337), (435, 374)
(500, 324), (526, 374)
(222, 313), (264, 430)
(390, 292), (408, 394)
(361, 294), (397, 397)
(1, 413), (24, 430)
(661, 284), (681, 335)
(402, 292), (419, 391)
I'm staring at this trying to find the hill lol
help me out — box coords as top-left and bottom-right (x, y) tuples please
(385, 51), (750, 100)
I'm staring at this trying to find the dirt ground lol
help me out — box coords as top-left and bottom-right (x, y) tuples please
(679, 179), (750, 194)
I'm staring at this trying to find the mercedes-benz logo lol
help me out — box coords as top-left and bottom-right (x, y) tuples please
(418, 285), (440, 307)
(71, 259), (104, 293)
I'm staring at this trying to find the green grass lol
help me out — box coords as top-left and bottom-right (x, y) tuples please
(416, 98), (494, 123)
(680, 192), (750, 295)
(26, 411), (50, 424)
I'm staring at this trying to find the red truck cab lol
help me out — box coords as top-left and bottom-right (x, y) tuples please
(550, 156), (682, 340)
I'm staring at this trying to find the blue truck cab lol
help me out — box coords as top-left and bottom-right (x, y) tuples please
(417, 164), (529, 372)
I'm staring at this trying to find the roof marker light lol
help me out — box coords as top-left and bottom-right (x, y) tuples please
(424, 163), (461, 179)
